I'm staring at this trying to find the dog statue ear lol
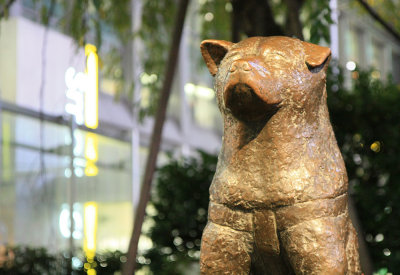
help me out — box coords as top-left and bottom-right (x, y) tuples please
(201, 39), (233, 76)
(302, 41), (331, 73)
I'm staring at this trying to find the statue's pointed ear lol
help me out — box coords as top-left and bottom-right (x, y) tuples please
(302, 41), (331, 73)
(200, 39), (233, 76)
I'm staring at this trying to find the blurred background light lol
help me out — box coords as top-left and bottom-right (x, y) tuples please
(84, 44), (99, 129)
(346, 60), (356, 71)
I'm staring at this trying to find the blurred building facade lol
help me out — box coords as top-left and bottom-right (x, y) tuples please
(0, 3), (135, 254)
(331, 0), (400, 85)
(0, 0), (399, 265)
(0, 0), (221, 258)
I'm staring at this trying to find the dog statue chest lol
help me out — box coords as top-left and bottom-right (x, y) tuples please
(210, 131), (347, 209)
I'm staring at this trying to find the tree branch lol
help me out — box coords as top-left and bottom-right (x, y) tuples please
(0, 0), (17, 19)
(231, 0), (284, 40)
(356, 0), (400, 43)
(231, 0), (243, 42)
(283, 0), (305, 40)
(122, 0), (190, 274)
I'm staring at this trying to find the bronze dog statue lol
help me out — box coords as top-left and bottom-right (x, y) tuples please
(199, 36), (361, 274)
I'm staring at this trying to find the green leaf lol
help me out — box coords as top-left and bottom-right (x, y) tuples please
(92, 0), (101, 10)
(40, 4), (49, 25)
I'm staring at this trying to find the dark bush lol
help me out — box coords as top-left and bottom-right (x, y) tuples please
(0, 246), (126, 275)
(138, 151), (217, 274)
(327, 66), (400, 272)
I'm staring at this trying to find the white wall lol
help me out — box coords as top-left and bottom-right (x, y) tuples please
(338, 2), (400, 79)
(15, 16), (85, 116)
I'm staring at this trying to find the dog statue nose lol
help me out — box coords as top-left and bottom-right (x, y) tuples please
(230, 60), (251, 72)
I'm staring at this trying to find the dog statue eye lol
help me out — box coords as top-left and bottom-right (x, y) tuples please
(302, 41), (331, 74)
(306, 57), (329, 73)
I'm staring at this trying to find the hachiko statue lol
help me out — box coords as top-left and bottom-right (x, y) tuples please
(199, 37), (361, 274)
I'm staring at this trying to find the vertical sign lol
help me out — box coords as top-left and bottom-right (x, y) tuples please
(84, 44), (99, 129)
(84, 201), (98, 275)
(65, 44), (100, 178)
(84, 133), (99, 177)
(2, 120), (11, 182)
(65, 43), (99, 128)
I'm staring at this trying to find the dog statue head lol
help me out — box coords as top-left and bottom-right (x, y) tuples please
(200, 36), (331, 122)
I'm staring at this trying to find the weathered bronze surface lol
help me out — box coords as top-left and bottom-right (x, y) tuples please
(199, 36), (361, 274)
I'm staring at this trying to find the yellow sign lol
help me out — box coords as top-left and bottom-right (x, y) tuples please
(2, 120), (12, 182)
(84, 201), (98, 271)
(85, 44), (99, 129)
(84, 133), (99, 177)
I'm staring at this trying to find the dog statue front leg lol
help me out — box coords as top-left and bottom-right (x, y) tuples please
(200, 221), (253, 275)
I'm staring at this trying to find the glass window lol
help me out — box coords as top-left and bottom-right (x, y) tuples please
(346, 27), (364, 65)
(392, 51), (400, 85)
(166, 79), (182, 126)
(184, 83), (222, 134)
(371, 40), (384, 73)
(0, 110), (132, 254)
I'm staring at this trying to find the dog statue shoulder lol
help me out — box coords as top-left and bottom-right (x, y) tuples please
(199, 36), (362, 275)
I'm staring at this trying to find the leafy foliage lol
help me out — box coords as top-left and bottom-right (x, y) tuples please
(198, 0), (333, 44)
(137, 151), (217, 274)
(352, 0), (400, 35)
(136, 0), (334, 117)
(0, 245), (126, 274)
(33, 0), (131, 49)
(0, 246), (66, 274)
(199, 0), (231, 42)
(136, 0), (178, 118)
(81, 250), (127, 275)
(327, 66), (400, 272)
(0, 0), (132, 98)
(302, 0), (333, 44)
